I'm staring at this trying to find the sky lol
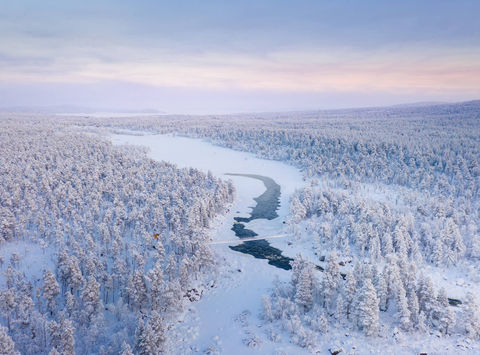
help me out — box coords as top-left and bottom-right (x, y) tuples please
(0, 0), (479, 113)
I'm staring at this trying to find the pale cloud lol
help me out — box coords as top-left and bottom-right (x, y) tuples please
(0, 0), (478, 111)
(2, 45), (479, 97)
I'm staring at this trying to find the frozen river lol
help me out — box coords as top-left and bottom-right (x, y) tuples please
(110, 132), (309, 354)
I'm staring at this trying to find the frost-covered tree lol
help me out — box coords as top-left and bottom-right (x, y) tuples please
(442, 218), (465, 265)
(81, 276), (103, 324)
(67, 256), (84, 295)
(42, 270), (60, 316)
(121, 341), (134, 355)
(335, 294), (345, 321)
(464, 292), (480, 339)
(355, 279), (379, 336)
(0, 289), (15, 332)
(317, 311), (328, 334)
(436, 287), (449, 309)
(295, 267), (314, 312)
(0, 325), (19, 355)
(344, 271), (357, 319)
(417, 311), (427, 333)
(408, 291), (420, 326)
(48, 317), (75, 355)
(396, 287), (410, 331)
(148, 260), (166, 310)
(438, 307), (455, 335)
(417, 274), (436, 321)
(136, 312), (166, 355)
(376, 275), (388, 312)
(261, 296), (274, 322)
(321, 251), (341, 311)
(128, 271), (148, 312)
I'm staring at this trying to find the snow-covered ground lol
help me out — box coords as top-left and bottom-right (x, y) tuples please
(111, 133), (309, 353)
(0, 240), (55, 289)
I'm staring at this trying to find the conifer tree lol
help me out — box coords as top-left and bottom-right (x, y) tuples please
(408, 291), (420, 326)
(464, 292), (480, 339)
(417, 311), (427, 333)
(42, 270), (60, 316)
(81, 276), (103, 324)
(0, 325), (19, 355)
(121, 341), (134, 355)
(355, 279), (379, 336)
(148, 260), (165, 312)
(295, 268), (314, 312)
(396, 287), (410, 331)
(344, 271), (356, 319)
(137, 312), (166, 355)
(376, 275), (388, 311)
(321, 251), (340, 311)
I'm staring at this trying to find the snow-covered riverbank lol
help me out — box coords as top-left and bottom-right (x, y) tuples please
(110, 133), (309, 353)
(109, 132), (480, 355)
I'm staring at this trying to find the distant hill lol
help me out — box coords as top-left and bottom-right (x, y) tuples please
(1, 100), (478, 117)
(0, 104), (163, 114)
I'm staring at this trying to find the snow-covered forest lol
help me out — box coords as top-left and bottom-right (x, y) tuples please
(0, 119), (234, 354)
(1, 100), (480, 354)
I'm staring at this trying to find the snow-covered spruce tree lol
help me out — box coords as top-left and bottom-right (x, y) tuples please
(376, 274), (388, 312)
(290, 254), (307, 288)
(417, 311), (427, 333)
(321, 251), (341, 311)
(121, 341), (134, 355)
(295, 266), (314, 312)
(464, 292), (480, 339)
(436, 287), (449, 310)
(48, 316), (75, 355)
(148, 260), (166, 312)
(396, 287), (411, 331)
(316, 309), (328, 334)
(470, 235), (480, 259)
(66, 256), (85, 296)
(0, 289), (15, 332)
(343, 270), (357, 319)
(355, 279), (379, 336)
(442, 218), (466, 266)
(0, 325), (19, 355)
(335, 293), (346, 321)
(128, 270), (148, 313)
(417, 274), (436, 322)
(42, 270), (60, 316)
(136, 312), (167, 354)
(81, 276), (104, 324)
(408, 290), (420, 327)
(261, 295), (274, 322)
(438, 307), (456, 336)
